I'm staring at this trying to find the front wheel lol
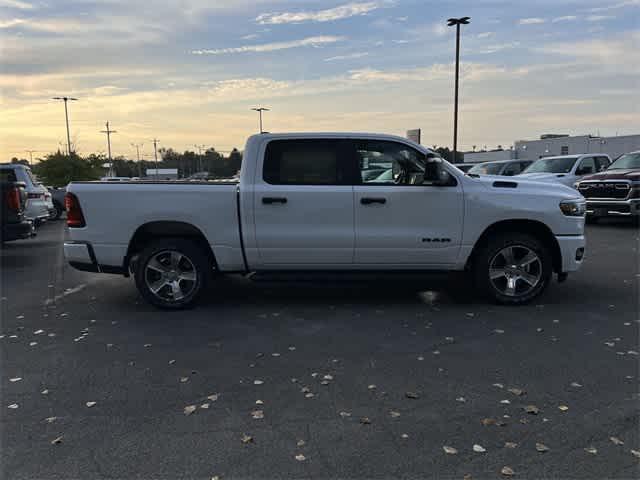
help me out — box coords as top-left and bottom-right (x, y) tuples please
(134, 238), (212, 309)
(473, 233), (552, 305)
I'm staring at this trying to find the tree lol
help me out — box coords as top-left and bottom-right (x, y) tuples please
(32, 152), (101, 187)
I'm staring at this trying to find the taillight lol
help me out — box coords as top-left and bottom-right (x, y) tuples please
(6, 187), (21, 212)
(65, 192), (86, 227)
(28, 192), (42, 199)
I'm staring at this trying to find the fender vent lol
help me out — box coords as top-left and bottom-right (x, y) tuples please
(493, 181), (518, 188)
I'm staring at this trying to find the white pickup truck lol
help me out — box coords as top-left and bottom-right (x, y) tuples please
(64, 133), (586, 309)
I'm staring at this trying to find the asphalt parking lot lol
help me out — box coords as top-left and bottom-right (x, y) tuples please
(1, 220), (639, 479)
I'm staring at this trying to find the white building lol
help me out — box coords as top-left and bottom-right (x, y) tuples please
(462, 134), (640, 163)
(146, 168), (178, 180)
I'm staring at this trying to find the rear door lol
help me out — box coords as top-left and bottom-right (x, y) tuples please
(352, 139), (464, 266)
(252, 138), (355, 266)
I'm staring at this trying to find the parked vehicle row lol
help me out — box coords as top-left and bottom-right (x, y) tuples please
(1, 179), (34, 242)
(64, 132), (586, 309)
(0, 163), (66, 242)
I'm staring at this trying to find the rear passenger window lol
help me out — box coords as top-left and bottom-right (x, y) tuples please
(0, 169), (17, 182)
(263, 140), (346, 185)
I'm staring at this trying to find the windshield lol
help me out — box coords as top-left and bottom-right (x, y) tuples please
(608, 152), (640, 170)
(523, 157), (577, 174)
(468, 162), (504, 175)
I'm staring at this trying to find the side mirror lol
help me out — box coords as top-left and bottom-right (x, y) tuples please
(424, 157), (456, 186)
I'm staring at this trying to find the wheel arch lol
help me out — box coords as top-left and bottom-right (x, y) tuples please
(466, 219), (562, 273)
(125, 221), (217, 275)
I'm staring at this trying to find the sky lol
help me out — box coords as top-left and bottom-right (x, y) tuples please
(1, 0), (638, 161)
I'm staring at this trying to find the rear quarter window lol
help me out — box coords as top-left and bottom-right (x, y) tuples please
(0, 168), (17, 182)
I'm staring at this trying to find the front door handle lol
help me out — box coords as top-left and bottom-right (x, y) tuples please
(360, 197), (387, 205)
(262, 197), (288, 205)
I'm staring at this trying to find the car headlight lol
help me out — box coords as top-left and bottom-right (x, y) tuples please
(559, 198), (586, 216)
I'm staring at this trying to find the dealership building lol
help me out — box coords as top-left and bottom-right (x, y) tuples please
(463, 133), (640, 163)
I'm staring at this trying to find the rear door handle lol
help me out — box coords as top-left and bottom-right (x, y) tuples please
(262, 197), (288, 205)
(360, 197), (386, 205)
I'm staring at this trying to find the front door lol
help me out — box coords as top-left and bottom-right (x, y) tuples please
(352, 139), (464, 266)
(253, 138), (355, 266)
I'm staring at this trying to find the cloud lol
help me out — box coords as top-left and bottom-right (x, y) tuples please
(586, 15), (615, 21)
(477, 31), (495, 39)
(589, 0), (639, 12)
(0, 0), (34, 9)
(256, 2), (380, 25)
(519, 18), (545, 25)
(191, 36), (345, 55)
(480, 42), (521, 54)
(0, 18), (26, 28)
(241, 34), (259, 40)
(552, 15), (577, 22)
(324, 52), (369, 61)
(536, 32), (640, 68)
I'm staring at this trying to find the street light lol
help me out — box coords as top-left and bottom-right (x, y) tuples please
(251, 107), (270, 133)
(52, 96), (78, 155)
(447, 16), (470, 164)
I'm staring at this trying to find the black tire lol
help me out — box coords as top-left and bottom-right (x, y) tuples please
(134, 238), (212, 309)
(473, 232), (553, 305)
(52, 201), (64, 220)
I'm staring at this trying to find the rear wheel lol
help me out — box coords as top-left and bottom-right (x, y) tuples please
(473, 232), (552, 305)
(134, 238), (211, 309)
(52, 201), (64, 220)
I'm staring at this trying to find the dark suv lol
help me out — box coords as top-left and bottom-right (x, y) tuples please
(576, 151), (640, 221)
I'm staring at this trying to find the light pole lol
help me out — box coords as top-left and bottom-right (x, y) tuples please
(447, 16), (470, 164)
(100, 122), (117, 177)
(131, 143), (143, 177)
(52, 96), (77, 155)
(152, 138), (160, 178)
(25, 150), (39, 166)
(251, 107), (269, 133)
(194, 144), (206, 173)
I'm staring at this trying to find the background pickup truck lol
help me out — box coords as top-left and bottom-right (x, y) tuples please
(64, 133), (587, 308)
(1, 180), (33, 243)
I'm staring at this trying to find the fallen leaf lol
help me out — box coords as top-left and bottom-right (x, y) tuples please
(323, 374), (334, 380)
(367, 384), (377, 390)
(144, 343), (152, 348)
(558, 405), (569, 411)
(294, 454), (306, 461)
(200, 403), (210, 409)
(34, 329), (44, 334)
(9, 377), (22, 382)
(504, 442), (518, 449)
(443, 445), (458, 455)
(301, 387), (310, 393)
(456, 397), (466, 402)
(501, 466), (515, 476)
(241, 434), (253, 444)
(8, 403), (18, 409)
(297, 439), (306, 447)
(305, 393), (314, 398)
(390, 410), (401, 418)
(168, 359), (176, 365)
(320, 380), (330, 385)
(255, 399), (264, 405)
(45, 416), (57, 423)
(433, 350), (440, 355)
(507, 387), (525, 396)
(180, 377), (189, 383)
(288, 346), (296, 351)
(570, 382), (582, 388)
(524, 405), (540, 415)
(463, 475), (472, 480)
(41, 389), (49, 395)
(183, 405), (196, 415)
(29, 342), (37, 346)
(251, 410), (264, 419)
(536, 442), (549, 452)
(604, 342), (615, 347)
(405, 392), (419, 399)
(85, 401), (96, 408)
(493, 383), (505, 389)
(207, 394), (219, 402)
(445, 336), (454, 342)
(631, 449), (640, 458)
(473, 444), (487, 453)
(359, 417), (371, 424)
(271, 352), (280, 357)
(253, 380), (263, 385)
(481, 418), (496, 426)
(51, 436), (63, 445)
(584, 446), (597, 455)
(401, 433), (409, 439)
(494, 329), (505, 334)
(339, 411), (351, 418)
(610, 437), (624, 446)
(500, 399), (511, 404)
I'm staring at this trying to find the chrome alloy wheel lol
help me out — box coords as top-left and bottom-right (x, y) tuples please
(489, 245), (542, 297)
(144, 250), (197, 302)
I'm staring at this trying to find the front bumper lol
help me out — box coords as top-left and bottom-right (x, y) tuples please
(555, 234), (585, 273)
(586, 198), (640, 217)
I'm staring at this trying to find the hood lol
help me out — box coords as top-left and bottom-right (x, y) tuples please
(517, 172), (570, 182)
(580, 169), (640, 182)
(471, 174), (579, 198)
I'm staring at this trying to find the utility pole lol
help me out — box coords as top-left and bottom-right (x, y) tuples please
(152, 138), (160, 179)
(52, 96), (77, 155)
(251, 107), (270, 133)
(131, 143), (143, 177)
(194, 144), (206, 173)
(25, 150), (38, 166)
(447, 17), (470, 164)
(100, 121), (117, 177)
